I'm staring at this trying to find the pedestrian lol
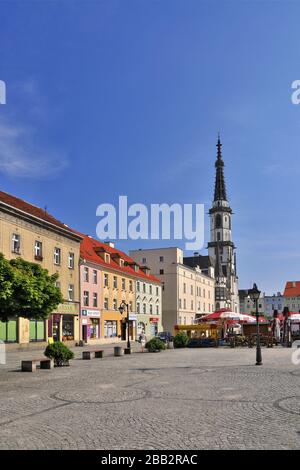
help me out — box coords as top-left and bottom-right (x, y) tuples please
(139, 332), (147, 352)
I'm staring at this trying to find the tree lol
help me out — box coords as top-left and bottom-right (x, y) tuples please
(0, 254), (63, 322)
(0, 253), (15, 320)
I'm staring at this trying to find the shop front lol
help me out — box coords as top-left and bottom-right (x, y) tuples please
(136, 315), (162, 339)
(49, 303), (79, 343)
(81, 309), (101, 342)
(149, 317), (159, 337)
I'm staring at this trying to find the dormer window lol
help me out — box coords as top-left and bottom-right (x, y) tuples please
(120, 259), (124, 267)
(105, 253), (110, 263)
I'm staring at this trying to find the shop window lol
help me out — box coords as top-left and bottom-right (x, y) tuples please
(104, 320), (117, 338)
(0, 319), (17, 343)
(29, 320), (45, 342)
(90, 319), (99, 339)
(62, 315), (74, 341)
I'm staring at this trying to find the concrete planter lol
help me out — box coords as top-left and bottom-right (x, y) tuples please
(114, 346), (123, 357)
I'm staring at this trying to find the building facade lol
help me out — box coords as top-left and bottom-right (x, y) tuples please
(129, 247), (215, 333)
(239, 289), (265, 316)
(0, 190), (82, 348)
(79, 260), (102, 342)
(284, 282), (300, 312)
(208, 137), (239, 312)
(263, 293), (284, 318)
(80, 236), (162, 343)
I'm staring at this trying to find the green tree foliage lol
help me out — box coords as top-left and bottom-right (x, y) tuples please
(145, 337), (166, 352)
(0, 254), (63, 321)
(173, 331), (189, 348)
(44, 341), (74, 366)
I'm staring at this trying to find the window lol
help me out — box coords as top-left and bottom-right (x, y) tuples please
(142, 257), (146, 264)
(55, 281), (61, 289)
(149, 285), (152, 295)
(159, 269), (164, 275)
(34, 240), (42, 259)
(156, 286), (159, 296)
(0, 319), (17, 343)
(191, 300), (194, 310)
(12, 233), (20, 253)
(179, 299), (182, 308)
(150, 304), (153, 315)
(104, 298), (109, 309)
(143, 283), (146, 293)
(93, 293), (98, 308)
(143, 303), (146, 314)
(113, 298), (117, 310)
(113, 276), (117, 289)
(137, 281), (140, 292)
(137, 302), (140, 314)
(68, 284), (74, 301)
(129, 301), (133, 312)
(54, 247), (61, 265)
(83, 290), (89, 306)
(122, 278), (126, 290)
(62, 315), (74, 340)
(215, 214), (222, 228)
(93, 270), (97, 284)
(104, 320), (117, 338)
(191, 285), (193, 295)
(159, 256), (164, 262)
(68, 252), (75, 269)
(104, 273), (109, 287)
(29, 320), (45, 342)
(156, 305), (159, 315)
(183, 299), (186, 309)
(183, 283), (186, 294)
(83, 267), (89, 282)
(129, 280), (133, 292)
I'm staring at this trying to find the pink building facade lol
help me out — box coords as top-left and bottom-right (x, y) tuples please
(80, 262), (102, 342)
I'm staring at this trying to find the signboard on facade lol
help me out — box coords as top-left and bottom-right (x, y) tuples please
(129, 314), (137, 321)
(150, 317), (159, 323)
(81, 309), (101, 318)
(53, 303), (79, 315)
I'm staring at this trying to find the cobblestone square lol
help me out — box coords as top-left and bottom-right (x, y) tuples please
(0, 345), (300, 450)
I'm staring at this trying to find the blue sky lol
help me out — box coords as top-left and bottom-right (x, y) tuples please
(1, 0), (300, 294)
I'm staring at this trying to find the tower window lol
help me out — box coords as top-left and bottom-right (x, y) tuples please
(215, 214), (222, 228)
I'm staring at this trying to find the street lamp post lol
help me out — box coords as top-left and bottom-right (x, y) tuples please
(248, 283), (262, 366)
(119, 301), (131, 352)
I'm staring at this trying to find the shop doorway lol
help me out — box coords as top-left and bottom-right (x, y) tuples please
(82, 325), (88, 343)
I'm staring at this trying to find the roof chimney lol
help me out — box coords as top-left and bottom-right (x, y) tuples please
(104, 241), (115, 248)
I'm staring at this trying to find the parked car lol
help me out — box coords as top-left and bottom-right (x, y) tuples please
(157, 331), (173, 343)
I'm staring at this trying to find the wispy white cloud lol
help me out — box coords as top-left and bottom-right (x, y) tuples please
(0, 118), (69, 179)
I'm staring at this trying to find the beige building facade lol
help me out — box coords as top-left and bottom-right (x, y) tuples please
(129, 247), (215, 333)
(0, 191), (82, 348)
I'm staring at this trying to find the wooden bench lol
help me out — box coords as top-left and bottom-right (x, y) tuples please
(21, 358), (54, 372)
(82, 350), (104, 360)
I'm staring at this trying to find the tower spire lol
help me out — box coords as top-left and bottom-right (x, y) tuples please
(214, 134), (227, 202)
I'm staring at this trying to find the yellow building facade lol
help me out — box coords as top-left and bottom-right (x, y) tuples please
(0, 191), (82, 349)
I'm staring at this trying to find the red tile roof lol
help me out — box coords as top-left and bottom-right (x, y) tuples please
(79, 234), (161, 284)
(0, 190), (81, 238)
(284, 281), (300, 297)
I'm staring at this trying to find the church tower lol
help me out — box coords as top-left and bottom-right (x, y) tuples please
(208, 136), (239, 312)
